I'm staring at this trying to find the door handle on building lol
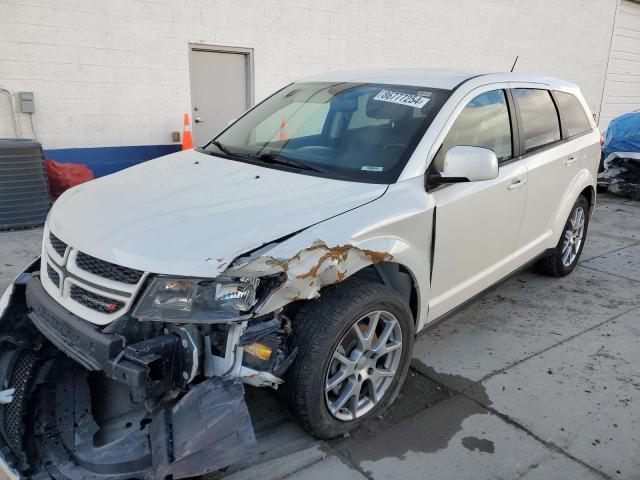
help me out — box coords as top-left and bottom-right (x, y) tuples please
(565, 156), (577, 166)
(194, 116), (206, 123)
(507, 178), (525, 191)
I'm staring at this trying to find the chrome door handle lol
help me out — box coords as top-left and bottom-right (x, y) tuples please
(194, 116), (206, 123)
(565, 156), (577, 166)
(507, 178), (526, 190)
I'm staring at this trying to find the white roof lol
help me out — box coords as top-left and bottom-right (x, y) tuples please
(299, 68), (578, 91)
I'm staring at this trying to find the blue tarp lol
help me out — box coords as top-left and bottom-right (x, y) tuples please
(599, 112), (640, 200)
(602, 112), (640, 159)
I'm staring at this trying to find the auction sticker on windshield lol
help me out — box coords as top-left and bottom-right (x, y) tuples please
(374, 89), (430, 108)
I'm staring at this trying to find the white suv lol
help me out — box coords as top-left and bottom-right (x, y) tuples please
(0, 70), (599, 479)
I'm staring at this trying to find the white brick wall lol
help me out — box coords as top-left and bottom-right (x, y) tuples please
(0, 0), (619, 149)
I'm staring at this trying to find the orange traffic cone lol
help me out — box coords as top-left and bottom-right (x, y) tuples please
(182, 113), (194, 150)
(279, 115), (288, 141)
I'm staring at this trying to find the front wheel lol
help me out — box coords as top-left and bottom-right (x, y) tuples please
(535, 195), (590, 277)
(280, 278), (414, 439)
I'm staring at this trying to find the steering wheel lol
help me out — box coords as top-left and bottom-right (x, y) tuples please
(296, 146), (339, 156)
(383, 143), (408, 151)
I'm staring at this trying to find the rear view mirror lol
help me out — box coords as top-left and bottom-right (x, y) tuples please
(430, 146), (499, 185)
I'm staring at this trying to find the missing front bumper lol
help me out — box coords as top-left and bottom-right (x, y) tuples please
(35, 362), (256, 479)
(0, 268), (258, 479)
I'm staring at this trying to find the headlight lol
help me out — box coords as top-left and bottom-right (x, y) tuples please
(132, 276), (260, 323)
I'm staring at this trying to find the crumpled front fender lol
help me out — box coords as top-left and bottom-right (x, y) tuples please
(0, 257), (40, 322)
(0, 258), (40, 480)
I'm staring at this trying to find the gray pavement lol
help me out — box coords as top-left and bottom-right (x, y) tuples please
(0, 194), (638, 480)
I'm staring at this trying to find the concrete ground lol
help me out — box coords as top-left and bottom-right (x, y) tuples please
(0, 194), (638, 480)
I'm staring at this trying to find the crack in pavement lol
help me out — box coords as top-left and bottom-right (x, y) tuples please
(579, 242), (640, 263)
(317, 442), (376, 480)
(578, 264), (640, 284)
(410, 305), (640, 480)
(475, 304), (640, 385)
(410, 367), (614, 480)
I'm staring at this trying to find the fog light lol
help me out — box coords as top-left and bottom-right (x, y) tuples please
(244, 342), (273, 361)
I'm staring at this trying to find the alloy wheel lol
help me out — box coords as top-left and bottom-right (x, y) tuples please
(324, 310), (403, 421)
(562, 206), (585, 267)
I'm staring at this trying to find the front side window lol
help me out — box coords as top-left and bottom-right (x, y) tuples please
(514, 89), (561, 152)
(204, 82), (450, 184)
(434, 89), (513, 168)
(555, 91), (592, 138)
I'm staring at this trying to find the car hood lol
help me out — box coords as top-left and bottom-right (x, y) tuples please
(47, 149), (387, 277)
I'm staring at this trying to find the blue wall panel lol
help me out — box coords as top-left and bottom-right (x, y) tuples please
(44, 144), (182, 177)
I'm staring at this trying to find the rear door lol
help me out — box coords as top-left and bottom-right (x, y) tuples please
(427, 86), (527, 321)
(511, 86), (582, 256)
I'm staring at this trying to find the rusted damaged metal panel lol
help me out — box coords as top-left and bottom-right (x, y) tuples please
(226, 241), (393, 314)
(226, 175), (435, 328)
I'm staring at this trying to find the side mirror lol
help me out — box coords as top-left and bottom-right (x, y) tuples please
(429, 146), (499, 185)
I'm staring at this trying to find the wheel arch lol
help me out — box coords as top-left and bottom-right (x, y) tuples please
(551, 170), (596, 245)
(280, 260), (422, 333)
(580, 184), (596, 216)
(357, 262), (420, 328)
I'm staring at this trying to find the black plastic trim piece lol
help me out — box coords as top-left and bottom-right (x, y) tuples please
(26, 277), (123, 371)
(450, 73), (492, 92)
(427, 171), (470, 185)
(505, 88), (523, 158)
(429, 207), (437, 282)
(550, 89), (568, 140)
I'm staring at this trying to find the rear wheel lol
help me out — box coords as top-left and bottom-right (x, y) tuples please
(535, 195), (590, 277)
(280, 278), (414, 439)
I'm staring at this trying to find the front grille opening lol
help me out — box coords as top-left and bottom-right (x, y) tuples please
(47, 264), (60, 288)
(70, 284), (124, 314)
(49, 232), (67, 257)
(75, 252), (144, 285)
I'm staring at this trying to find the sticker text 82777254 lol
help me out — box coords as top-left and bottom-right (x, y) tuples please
(373, 90), (430, 109)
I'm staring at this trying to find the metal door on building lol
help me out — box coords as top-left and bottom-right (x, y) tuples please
(189, 45), (254, 146)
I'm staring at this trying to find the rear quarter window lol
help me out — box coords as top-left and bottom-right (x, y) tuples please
(554, 91), (592, 138)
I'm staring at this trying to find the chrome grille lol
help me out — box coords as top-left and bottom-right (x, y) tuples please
(42, 227), (147, 325)
(76, 252), (144, 285)
(49, 232), (67, 257)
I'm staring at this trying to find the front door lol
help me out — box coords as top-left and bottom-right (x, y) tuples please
(189, 46), (253, 146)
(427, 88), (527, 321)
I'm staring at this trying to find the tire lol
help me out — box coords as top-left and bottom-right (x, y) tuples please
(280, 278), (414, 439)
(535, 195), (590, 277)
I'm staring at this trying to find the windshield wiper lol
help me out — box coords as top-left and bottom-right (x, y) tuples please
(209, 139), (234, 156)
(247, 153), (323, 173)
(206, 142), (322, 173)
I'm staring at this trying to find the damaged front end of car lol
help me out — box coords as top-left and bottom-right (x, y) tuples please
(0, 259), (299, 479)
(0, 230), (395, 479)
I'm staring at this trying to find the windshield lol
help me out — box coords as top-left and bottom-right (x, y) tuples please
(203, 82), (451, 184)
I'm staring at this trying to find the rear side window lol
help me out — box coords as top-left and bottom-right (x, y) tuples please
(514, 89), (561, 152)
(555, 91), (592, 137)
(435, 89), (513, 166)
